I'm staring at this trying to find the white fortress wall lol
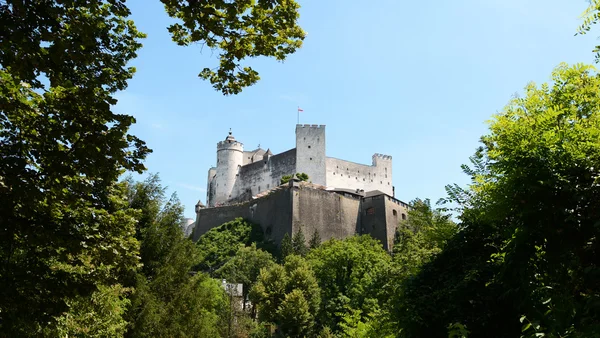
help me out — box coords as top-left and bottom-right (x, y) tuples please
(325, 154), (393, 196)
(295, 125), (327, 185)
(232, 148), (297, 201)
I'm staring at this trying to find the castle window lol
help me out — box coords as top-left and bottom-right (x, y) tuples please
(371, 180), (373, 182)
(366, 207), (375, 215)
(310, 157), (313, 160)
(402, 213), (407, 220)
(267, 184), (270, 189)
(385, 168), (387, 172)
(308, 145), (311, 149)
(333, 172), (335, 175)
(388, 182), (390, 185)
(380, 181), (383, 184)
(393, 210), (397, 216)
(355, 177), (358, 180)
(258, 186), (261, 191)
(385, 174), (387, 178)
(363, 178), (365, 181)
(374, 173), (376, 177)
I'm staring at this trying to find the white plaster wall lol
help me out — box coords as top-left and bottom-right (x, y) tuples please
(214, 141), (243, 205)
(295, 125), (326, 185)
(242, 149), (266, 165)
(325, 155), (393, 195)
(206, 167), (216, 206)
(231, 149), (297, 200)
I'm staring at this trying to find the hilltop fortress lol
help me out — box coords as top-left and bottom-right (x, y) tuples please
(192, 124), (409, 250)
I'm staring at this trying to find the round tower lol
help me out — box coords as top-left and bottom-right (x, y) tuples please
(214, 130), (243, 205)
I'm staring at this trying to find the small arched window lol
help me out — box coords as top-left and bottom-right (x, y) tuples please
(402, 213), (407, 220)
(393, 209), (397, 216)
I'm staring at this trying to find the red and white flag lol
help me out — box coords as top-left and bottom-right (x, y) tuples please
(297, 107), (304, 112)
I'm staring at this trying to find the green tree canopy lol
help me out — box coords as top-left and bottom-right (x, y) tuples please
(578, 0), (600, 62)
(249, 254), (321, 337)
(280, 232), (293, 260)
(292, 226), (308, 256)
(309, 229), (322, 249)
(392, 198), (458, 280)
(124, 174), (227, 337)
(307, 236), (392, 333)
(195, 218), (275, 273)
(161, 0), (306, 95)
(215, 243), (275, 312)
(397, 63), (600, 337)
(0, 1), (148, 334)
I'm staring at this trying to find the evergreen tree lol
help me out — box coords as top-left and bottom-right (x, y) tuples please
(280, 233), (293, 260)
(125, 175), (227, 337)
(292, 227), (308, 256)
(309, 229), (322, 249)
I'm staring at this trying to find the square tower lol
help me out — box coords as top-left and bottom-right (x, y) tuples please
(295, 124), (326, 185)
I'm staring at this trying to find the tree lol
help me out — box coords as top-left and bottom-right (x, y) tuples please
(215, 243), (275, 312)
(309, 229), (322, 249)
(281, 172), (310, 185)
(0, 0), (306, 334)
(307, 236), (392, 333)
(249, 254), (321, 337)
(195, 217), (275, 273)
(397, 63), (600, 337)
(280, 232), (293, 260)
(296, 172), (309, 182)
(292, 226), (308, 256)
(577, 0), (600, 62)
(391, 198), (457, 280)
(161, 0), (306, 95)
(0, 1), (149, 334)
(124, 175), (228, 337)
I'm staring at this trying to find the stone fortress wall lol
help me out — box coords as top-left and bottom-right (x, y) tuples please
(194, 181), (409, 251)
(325, 154), (393, 197)
(206, 125), (395, 207)
(230, 149), (297, 204)
(196, 124), (407, 251)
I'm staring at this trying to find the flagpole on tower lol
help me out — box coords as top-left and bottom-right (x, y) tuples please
(297, 106), (303, 125)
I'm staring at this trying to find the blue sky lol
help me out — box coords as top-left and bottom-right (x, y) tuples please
(115, 0), (598, 219)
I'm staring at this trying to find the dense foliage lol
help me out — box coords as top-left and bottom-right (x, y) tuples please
(3, 1), (600, 337)
(195, 217), (276, 273)
(395, 63), (600, 338)
(125, 175), (228, 337)
(0, 1), (148, 334)
(308, 236), (392, 332)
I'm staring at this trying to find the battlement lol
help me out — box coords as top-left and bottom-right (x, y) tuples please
(217, 140), (243, 150)
(372, 153), (392, 161)
(296, 124), (326, 129)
